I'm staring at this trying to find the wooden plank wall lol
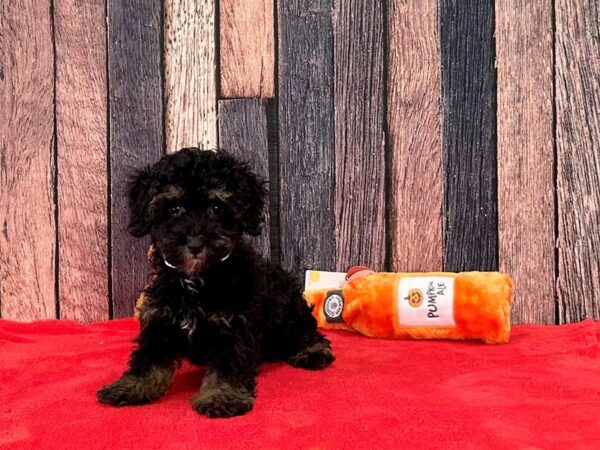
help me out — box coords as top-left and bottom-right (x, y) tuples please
(220, 0), (274, 98)
(555, 0), (600, 323)
(54, 0), (108, 322)
(0, 0), (56, 320)
(440, 0), (498, 272)
(108, 0), (164, 318)
(387, 0), (443, 272)
(496, 0), (555, 324)
(1, 1), (600, 325)
(165, 0), (217, 152)
(277, 0), (335, 273)
(333, 0), (386, 272)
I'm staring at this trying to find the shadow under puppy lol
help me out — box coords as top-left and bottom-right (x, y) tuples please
(97, 148), (334, 418)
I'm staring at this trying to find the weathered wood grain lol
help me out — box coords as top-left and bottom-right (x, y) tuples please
(387, 0), (443, 272)
(265, 100), (280, 265)
(440, 0), (498, 272)
(165, 0), (217, 152)
(556, 0), (600, 323)
(0, 0), (56, 320)
(220, 0), (274, 98)
(108, 0), (164, 318)
(278, 0), (335, 272)
(333, 0), (385, 272)
(496, 0), (555, 324)
(218, 99), (271, 257)
(54, 0), (109, 322)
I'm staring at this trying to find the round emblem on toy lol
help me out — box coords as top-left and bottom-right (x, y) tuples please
(324, 294), (344, 319)
(406, 288), (424, 308)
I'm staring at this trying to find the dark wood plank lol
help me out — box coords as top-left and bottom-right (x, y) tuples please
(496, 0), (555, 324)
(333, 0), (385, 271)
(439, 0), (498, 272)
(266, 100), (280, 265)
(387, 0), (443, 272)
(278, 0), (335, 273)
(55, 0), (109, 322)
(220, 0), (274, 98)
(218, 99), (271, 257)
(0, 0), (56, 319)
(108, 0), (163, 318)
(556, 0), (600, 323)
(165, 0), (217, 152)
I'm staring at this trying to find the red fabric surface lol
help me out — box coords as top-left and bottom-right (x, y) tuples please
(1, 318), (600, 449)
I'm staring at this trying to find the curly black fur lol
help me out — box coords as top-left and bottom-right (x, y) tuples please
(97, 148), (334, 418)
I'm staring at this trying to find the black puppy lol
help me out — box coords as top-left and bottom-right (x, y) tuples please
(97, 148), (334, 418)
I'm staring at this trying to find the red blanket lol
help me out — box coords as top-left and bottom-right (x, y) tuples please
(1, 318), (599, 449)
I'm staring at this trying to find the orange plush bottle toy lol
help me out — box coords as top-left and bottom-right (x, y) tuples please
(303, 267), (513, 344)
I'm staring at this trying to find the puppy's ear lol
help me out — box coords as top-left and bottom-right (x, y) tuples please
(128, 167), (157, 237)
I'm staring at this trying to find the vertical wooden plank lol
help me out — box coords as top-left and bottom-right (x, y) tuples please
(0, 1), (56, 320)
(54, 0), (109, 322)
(220, 0), (274, 98)
(333, 0), (385, 271)
(278, 0), (335, 272)
(109, 0), (163, 318)
(556, 0), (600, 323)
(440, 0), (499, 272)
(165, 0), (217, 152)
(266, 100), (281, 265)
(218, 99), (271, 257)
(496, 0), (555, 324)
(387, 0), (443, 272)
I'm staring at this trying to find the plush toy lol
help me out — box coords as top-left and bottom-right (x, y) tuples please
(304, 268), (513, 344)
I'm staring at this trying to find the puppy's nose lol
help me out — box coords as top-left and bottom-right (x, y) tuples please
(187, 236), (204, 255)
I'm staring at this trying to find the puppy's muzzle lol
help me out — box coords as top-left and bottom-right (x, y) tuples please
(187, 235), (205, 255)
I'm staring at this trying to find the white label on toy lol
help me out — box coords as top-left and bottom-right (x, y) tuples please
(397, 277), (455, 326)
(304, 270), (347, 291)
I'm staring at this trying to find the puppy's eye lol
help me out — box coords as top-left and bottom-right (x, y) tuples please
(169, 205), (185, 217)
(209, 204), (221, 215)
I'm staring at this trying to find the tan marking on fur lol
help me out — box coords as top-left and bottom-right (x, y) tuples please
(150, 185), (185, 208)
(208, 188), (233, 202)
(134, 292), (146, 319)
(133, 245), (158, 318)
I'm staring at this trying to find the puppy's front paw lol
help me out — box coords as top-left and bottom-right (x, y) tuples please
(288, 341), (335, 370)
(192, 385), (254, 418)
(97, 376), (156, 406)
